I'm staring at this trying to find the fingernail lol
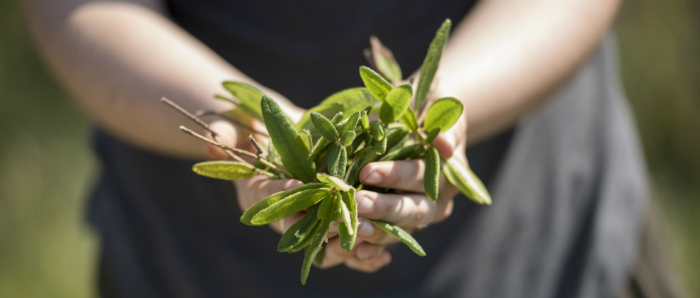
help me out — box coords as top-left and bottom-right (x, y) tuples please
(358, 218), (374, 237)
(357, 196), (374, 214)
(362, 171), (382, 184)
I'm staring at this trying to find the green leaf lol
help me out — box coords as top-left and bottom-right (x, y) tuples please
(361, 111), (370, 129)
(343, 187), (358, 231)
(288, 220), (322, 253)
(376, 55), (402, 84)
(343, 111), (361, 134)
(426, 127), (440, 144)
(261, 96), (317, 183)
(330, 111), (344, 124)
(414, 19), (452, 112)
(424, 147), (440, 201)
(380, 84), (413, 124)
(222, 82), (265, 121)
(385, 127), (410, 151)
(317, 87), (374, 119)
(250, 189), (329, 225)
(310, 112), (340, 142)
(340, 131), (355, 147)
(301, 197), (337, 284)
(298, 129), (313, 152)
(240, 183), (328, 226)
(328, 145), (347, 179)
(442, 157), (492, 205)
(317, 193), (335, 220)
(314, 244), (326, 265)
(192, 161), (258, 180)
(339, 200), (353, 236)
(316, 173), (351, 192)
(424, 97), (463, 133)
(400, 106), (419, 131)
(373, 136), (387, 155)
(338, 222), (354, 252)
(359, 66), (393, 102)
(380, 144), (419, 161)
(370, 121), (384, 140)
(295, 102), (343, 131)
(277, 204), (320, 252)
(370, 220), (426, 256)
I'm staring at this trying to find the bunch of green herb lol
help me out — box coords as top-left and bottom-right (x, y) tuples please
(162, 19), (491, 285)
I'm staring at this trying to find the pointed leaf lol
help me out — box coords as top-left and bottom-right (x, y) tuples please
(338, 222), (355, 252)
(379, 144), (419, 161)
(328, 145), (347, 179)
(240, 183), (328, 226)
(301, 198), (337, 285)
(400, 106), (419, 131)
(288, 220), (322, 253)
(426, 127), (440, 144)
(250, 189), (329, 225)
(359, 66), (393, 102)
(371, 122), (384, 141)
(192, 161), (258, 180)
(298, 129), (313, 152)
(277, 204), (320, 252)
(343, 111), (361, 134)
(373, 136), (387, 155)
(340, 131), (355, 147)
(371, 220), (426, 256)
(361, 111), (370, 129)
(424, 97), (463, 133)
(380, 84), (413, 124)
(316, 173), (351, 192)
(318, 87), (374, 118)
(414, 19), (452, 112)
(222, 82), (265, 120)
(296, 102), (343, 131)
(261, 96), (317, 183)
(385, 127), (410, 151)
(310, 112), (340, 141)
(424, 147), (440, 201)
(442, 157), (492, 205)
(370, 35), (403, 84)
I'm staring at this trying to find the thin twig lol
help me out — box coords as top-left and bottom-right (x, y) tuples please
(248, 135), (264, 157)
(161, 97), (217, 137)
(194, 110), (219, 117)
(179, 126), (291, 177)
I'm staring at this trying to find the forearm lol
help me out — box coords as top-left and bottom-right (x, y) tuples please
(22, 0), (302, 159)
(436, 0), (621, 145)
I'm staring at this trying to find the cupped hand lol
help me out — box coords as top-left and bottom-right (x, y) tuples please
(317, 110), (469, 272)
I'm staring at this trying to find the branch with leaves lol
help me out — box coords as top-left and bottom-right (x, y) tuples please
(162, 19), (491, 285)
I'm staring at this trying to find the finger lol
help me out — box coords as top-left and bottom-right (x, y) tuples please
(344, 251), (392, 273)
(354, 242), (386, 260)
(235, 177), (303, 210)
(432, 132), (456, 159)
(270, 212), (304, 234)
(359, 160), (425, 192)
(205, 120), (238, 160)
(315, 237), (363, 269)
(355, 216), (403, 244)
(355, 190), (437, 227)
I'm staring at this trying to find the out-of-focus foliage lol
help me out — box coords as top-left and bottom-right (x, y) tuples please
(0, 0), (698, 297)
(617, 0), (700, 296)
(0, 1), (97, 298)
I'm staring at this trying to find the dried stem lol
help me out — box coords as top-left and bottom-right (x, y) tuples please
(161, 97), (217, 137)
(248, 135), (264, 157)
(179, 126), (291, 178)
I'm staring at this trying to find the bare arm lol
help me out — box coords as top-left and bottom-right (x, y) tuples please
(434, 0), (621, 146)
(22, 0), (303, 159)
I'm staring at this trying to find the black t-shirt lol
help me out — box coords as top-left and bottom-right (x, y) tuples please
(88, 1), (647, 297)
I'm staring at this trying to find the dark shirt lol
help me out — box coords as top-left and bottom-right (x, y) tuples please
(88, 1), (647, 297)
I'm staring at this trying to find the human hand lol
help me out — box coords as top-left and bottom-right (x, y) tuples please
(316, 107), (468, 273)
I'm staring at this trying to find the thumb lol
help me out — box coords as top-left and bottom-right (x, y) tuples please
(431, 131), (456, 159)
(205, 120), (237, 160)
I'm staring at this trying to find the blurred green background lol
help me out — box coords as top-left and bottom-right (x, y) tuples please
(0, 0), (698, 297)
